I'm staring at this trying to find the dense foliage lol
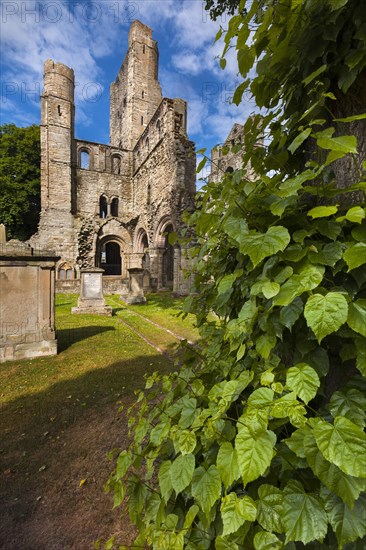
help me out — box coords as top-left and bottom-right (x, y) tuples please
(106, 1), (366, 548)
(0, 124), (41, 240)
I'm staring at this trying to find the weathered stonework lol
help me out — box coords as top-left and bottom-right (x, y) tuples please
(209, 123), (255, 183)
(30, 20), (196, 295)
(0, 242), (59, 362)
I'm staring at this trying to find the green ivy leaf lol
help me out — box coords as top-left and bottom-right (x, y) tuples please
(347, 300), (366, 337)
(235, 427), (276, 484)
(304, 432), (365, 509)
(183, 504), (199, 529)
(239, 226), (291, 268)
(221, 492), (256, 535)
(330, 389), (366, 428)
(158, 461), (173, 503)
(256, 484), (284, 533)
(274, 265), (324, 307)
(344, 243), (366, 271)
(322, 489), (366, 548)
(336, 206), (365, 223)
(313, 417), (366, 478)
(288, 128), (312, 154)
(317, 134), (358, 154)
(355, 338), (366, 376)
(283, 480), (327, 545)
(256, 333), (277, 359)
(191, 465), (221, 515)
(178, 430), (197, 454)
(170, 454), (195, 495)
(304, 292), (348, 342)
(253, 531), (283, 550)
(215, 537), (239, 550)
(307, 205), (338, 218)
(286, 363), (320, 404)
(280, 297), (303, 330)
(216, 442), (240, 489)
(262, 281), (280, 298)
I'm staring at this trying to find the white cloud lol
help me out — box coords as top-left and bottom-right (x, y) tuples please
(171, 51), (201, 75)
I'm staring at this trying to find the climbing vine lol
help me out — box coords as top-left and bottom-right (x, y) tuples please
(105, 1), (366, 548)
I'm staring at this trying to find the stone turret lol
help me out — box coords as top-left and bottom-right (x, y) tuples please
(41, 60), (75, 213)
(110, 20), (162, 149)
(33, 60), (76, 260)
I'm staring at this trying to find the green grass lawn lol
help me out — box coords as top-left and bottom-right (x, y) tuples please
(1, 292), (198, 437)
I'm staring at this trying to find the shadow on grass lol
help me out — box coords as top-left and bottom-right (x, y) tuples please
(1, 352), (171, 460)
(57, 325), (116, 352)
(143, 292), (185, 311)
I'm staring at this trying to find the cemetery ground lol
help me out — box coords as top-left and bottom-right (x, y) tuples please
(0, 293), (199, 549)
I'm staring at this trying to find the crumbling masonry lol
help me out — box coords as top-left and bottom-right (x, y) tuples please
(30, 20), (196, 295)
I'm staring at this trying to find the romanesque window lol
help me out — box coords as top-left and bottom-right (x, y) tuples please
(99, 195), (108, 218)
(142, 91), (144, 98)
(66, 269), (73, 280)
(59, 269), (66, 280)
(111, 197), (119, 217)
(112, 155), (121, 175)
(80, 150), (90, 169)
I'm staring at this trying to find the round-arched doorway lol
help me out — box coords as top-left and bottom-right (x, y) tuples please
(100, 241), (121, 275)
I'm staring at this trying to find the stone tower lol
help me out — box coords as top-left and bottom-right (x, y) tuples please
(36, 60), (76, 258)
(110, 20), (162, 149)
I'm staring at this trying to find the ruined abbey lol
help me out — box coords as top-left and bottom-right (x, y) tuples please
(30, 20), (196, 295)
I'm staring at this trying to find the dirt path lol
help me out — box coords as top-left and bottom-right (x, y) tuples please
(1, 398), (137, 549)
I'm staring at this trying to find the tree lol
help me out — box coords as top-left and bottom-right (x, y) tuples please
(0, 124), (41, 240)
(106, 1), (366, 548)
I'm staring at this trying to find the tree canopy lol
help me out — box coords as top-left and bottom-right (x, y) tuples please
(106, 1), (366, 548)
(0, 124), (41, 241)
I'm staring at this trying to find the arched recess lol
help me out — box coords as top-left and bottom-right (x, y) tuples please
(95, 221), (133, 279)
(112, 155), (121, 175)
(155, 218), (175, 288)
(97, 237), (122, 276)
(135, 228), (150, 271)
(111, 197), (119, 217)
(57, 262), (75, 280)
(99, 195), (108, 218)
(79, 148), (91, 169)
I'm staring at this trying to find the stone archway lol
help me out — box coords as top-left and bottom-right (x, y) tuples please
(154, 218), (176, 290)
(101, 241), (121, 275)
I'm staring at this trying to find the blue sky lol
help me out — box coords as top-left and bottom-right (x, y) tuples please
(1, 0), (257, 179)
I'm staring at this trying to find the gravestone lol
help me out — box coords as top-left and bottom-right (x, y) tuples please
(72, 268), (112, 316)
(124, 268), (146, 304)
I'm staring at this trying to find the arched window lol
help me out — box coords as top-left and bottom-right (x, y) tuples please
(111, 197), (119, 217)
(80, 149), (90, 169)
(66, 269), (73, 280)
(59, 269), (66, 280)
(112, 155), (121, 175)
(99, 195), (108, 218)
